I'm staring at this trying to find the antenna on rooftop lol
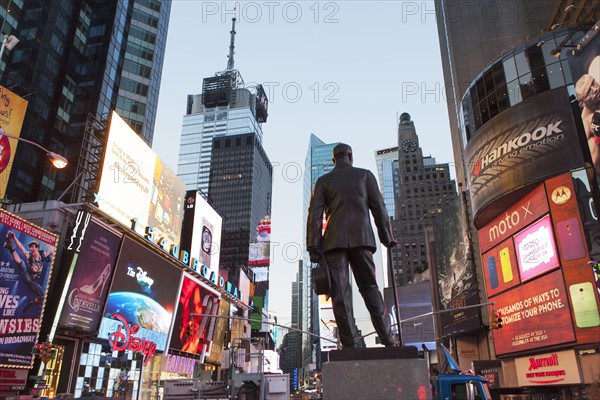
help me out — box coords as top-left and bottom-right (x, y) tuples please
(226, 17), (236, 70)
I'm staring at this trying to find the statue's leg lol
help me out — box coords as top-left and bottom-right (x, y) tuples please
(349, 247), (396, 347)
(326, 249), (359, 348)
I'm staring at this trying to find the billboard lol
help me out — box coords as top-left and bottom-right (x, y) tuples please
(255, 84), (269, 123)
(249, 216), (271, 266)
(180, 191), (222, 278)
(384, 281), (435, 347)
(0, 85), (28, 198)
(513, 215), (560, 282)
(58, 214), (122, 333)
(481, 237), (520, 297)
(318, 296), (337, 352)
(515, 350), (581, 386)
(491, 270), (575, 356)
(465, 87), (585, 227)
(169, 273), (221, 363)
(0, 209), (58, 367)
(98, 236), (182, 352)
(432, 194), (481, 337)
(96, 111), (185, 249)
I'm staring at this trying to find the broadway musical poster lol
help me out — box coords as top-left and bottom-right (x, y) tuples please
(0, 209), (58, 367)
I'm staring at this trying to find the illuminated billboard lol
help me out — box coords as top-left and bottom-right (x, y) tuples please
(318, 296), (337, 352)
(481, 237), (520, 297)
(0, 85), (29, 198)
(249, 216), (271, 266)
(514, 215), (559, 282)
(169, 274), (221, 363)
(0, 209), (58, 368)
(255, 84), (268, 123)
(180, 191), (222, 278)
(58, 215), (121, 333)
(491, 270), (574, 356)
(96, 111), (185, 248)
(98, 236), (182, 352)
(465, 87), (584, 227)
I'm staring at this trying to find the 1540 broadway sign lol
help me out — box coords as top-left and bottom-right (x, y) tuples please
(465, 88), (584, 226)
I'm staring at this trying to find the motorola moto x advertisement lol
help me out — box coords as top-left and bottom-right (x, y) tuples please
(0, 209), (58, 368)
(58, 216), (121, 333)
(98, 236), (182, 352)
(169, 274), (220, 363)
(465, 87), (585, 227)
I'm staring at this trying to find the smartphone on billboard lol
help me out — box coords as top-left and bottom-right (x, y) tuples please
(569, 282), (600, 328)
(200, 217), (213, 269)
(499, 247), (513, 283)
(556, 218), (586, 261)
(487, 255), (499, 289)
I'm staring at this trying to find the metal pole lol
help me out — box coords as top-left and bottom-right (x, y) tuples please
(387, 245), (403, 345)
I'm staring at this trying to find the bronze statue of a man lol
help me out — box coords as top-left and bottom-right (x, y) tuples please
(307, 143), (398, 348)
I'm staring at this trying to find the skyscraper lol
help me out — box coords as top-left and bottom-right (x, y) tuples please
(301, 134), (339, 368)
(177, 18), (267, 194)
(391, 113), (457, 286)
(375, 147), (399, 219)
(0, 0), (171, 202)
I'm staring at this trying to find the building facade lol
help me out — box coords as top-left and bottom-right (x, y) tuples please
(391, 113), (457, 286)
(0, 0), (171, 202)
(436, 1), (600, 396)
(375, 147), (399, 219)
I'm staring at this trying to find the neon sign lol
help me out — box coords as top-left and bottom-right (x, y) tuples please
(108, 313), (157, 365)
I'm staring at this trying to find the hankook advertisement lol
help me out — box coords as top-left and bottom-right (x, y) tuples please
(465, 87), (584, 227)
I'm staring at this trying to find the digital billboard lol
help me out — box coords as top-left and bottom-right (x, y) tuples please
(98, 236), (182, 352)
(169, 273), (221, 363)
(514, 215), (560, 282)
(491, 270), (575, 356)
(249, 216), (271, 266)
(481, 237), (520, 297)
(180, 191), (222, 278)
(0, 85), (28, 198)
(96, 111), (185, 249)
(58, 214), (122, 333)
(255, 84), (269, 123)
(431, 193), (481, 337)
(318, 296), (337, 352)
(0, 209), (58, 368)
(465, 87), (585, 227)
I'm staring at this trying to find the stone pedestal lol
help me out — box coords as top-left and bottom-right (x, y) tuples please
(322, 347), (432, 400)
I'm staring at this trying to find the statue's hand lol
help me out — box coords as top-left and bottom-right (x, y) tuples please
(309, 249), (322, 263)
(386, 240), (398, 248)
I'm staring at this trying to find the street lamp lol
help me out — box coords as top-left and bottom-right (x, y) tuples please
(0, 129), (68, 169)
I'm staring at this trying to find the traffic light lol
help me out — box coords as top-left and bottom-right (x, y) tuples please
(490, 309), (503, 330)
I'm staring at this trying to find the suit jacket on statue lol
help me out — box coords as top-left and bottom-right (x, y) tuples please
(307, 163), (393, 253)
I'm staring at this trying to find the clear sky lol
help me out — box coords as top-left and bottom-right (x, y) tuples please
(152, 1), (455, 340)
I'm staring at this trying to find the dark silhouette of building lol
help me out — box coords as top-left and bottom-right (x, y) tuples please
(0, 0), (171, 202)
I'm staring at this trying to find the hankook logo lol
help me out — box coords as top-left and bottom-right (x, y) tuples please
(472, 120), (563, 177)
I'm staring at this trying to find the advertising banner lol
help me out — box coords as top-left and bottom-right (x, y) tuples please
(180, 191), (223, 278)
(481, 237), (520, 297)
(491, 270), (575, 356)
(472, 360), (501, 389)
(318, 296), (337, 352)
(248, 216), (271, 266)
(465, 87), (585, 226)
(0, 85), (28, 198)
(58, 217), (121, 333)
(98, 236), (182, 352)
(96, 111), (185, 249)
(250, 296), (264, 331)
(0, 209), (57, 367)
(169, 274), (221, 363)
(206, 298), (230, 364)
(513, 215), (560, 282)
(432, 194), (481, 337)
(0, 368), (28, 391)
(545, 172), (600, 344)
(478, 184), (549, 253)
(515, 350), (581, 386)
(384, 281), (435, 347)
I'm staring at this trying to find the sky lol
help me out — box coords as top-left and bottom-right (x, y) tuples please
(152, 1), (455, 342)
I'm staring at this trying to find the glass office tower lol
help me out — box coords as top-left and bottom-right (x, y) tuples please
(0, 0), (171, 202)
(375, 147), (399, 219)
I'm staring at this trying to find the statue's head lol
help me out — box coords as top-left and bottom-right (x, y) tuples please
(333, 143), (353, 165)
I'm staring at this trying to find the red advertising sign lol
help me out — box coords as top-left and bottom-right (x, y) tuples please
(514, 215), (560, 282)
(482, 237), (520, 297)
(545, 172), (600, 345)
(107, 313), (157, 365)
(491, 270), (575, 355)
(479, 184), (549, 253)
